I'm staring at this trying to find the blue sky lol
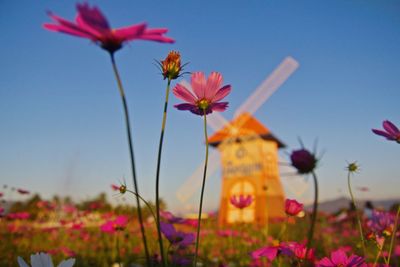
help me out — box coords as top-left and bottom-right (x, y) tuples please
(0, 1), (399, 213)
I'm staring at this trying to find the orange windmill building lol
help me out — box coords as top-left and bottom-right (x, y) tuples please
(208, 113), (286, 226)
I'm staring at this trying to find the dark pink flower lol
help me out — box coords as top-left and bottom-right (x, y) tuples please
(160, 222), (194, 248)
(43, 3), (174, 54)
(0, 192), (3, 198)
(111, 184), (119, 191)
(17, 188), (30, 195)
(372, 120), (400, 143)
(0, 206), (4, 214)
(173, 72), (231, 116)
(317, 249), (367, 267)
(280, 242), (315, 261)
(7, 212), (30, 220)
(285, 199), (304, 216)
(251, 246), (279, 261)
(100, 215), (128, 233)
(230, 194), (253, 209)
(290, 149), (317, 174)
(367, 211), (395, 237)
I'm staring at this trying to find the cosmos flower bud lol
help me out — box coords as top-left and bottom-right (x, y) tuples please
(161, 51), (182, 80)
(119, 184), (127, 194)
(285, 199), (304, 216)
(290, 149), (317, 174)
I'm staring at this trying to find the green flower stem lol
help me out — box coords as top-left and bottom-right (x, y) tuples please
(155, 79), (171, 267)
(305, 171), (319, 261)
(126, 189), (157, 223)
(372, 238), (385, 267)
(110, 53), (150, 266)
(386, 205), (400, 266)
(193, 110), (209, 267)
(347, 171), (366, 257)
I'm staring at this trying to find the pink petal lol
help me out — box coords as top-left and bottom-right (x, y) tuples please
(383, 120), (400, 136)
(330, 250), (347, 265)
(76, 3), (110, 30)
(205, 72), (223, 100)
(45, 12), (95, 39)
(43, 23), (94, 39)
(138, 34), (175, 43)
(76, 14), (107, 38)
(113, 23), (147, 41)
(139, 28), (175, 43)
(210, 102), (228, 112)
(213, 85), (231, 102)
(317, 257), (335, 267)
(191, 72), (206, 99)
(173, 84), (197, 104)
(372, 129), (396, 140)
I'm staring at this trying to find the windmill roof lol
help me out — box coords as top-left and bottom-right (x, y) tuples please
(208, 113), (285, 148)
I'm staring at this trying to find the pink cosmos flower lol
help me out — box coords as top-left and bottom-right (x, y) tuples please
(317, 249), (367, 267)
(173, 72), (231, 116)
(160, 210), (184, 224)
(100, 215), (128, 233)
(285, 199), (304, 216)
(111, 184), (120, 191)
(230, 194), (253, 209)
(367, 210), (395, 237)
(251, 246), (279, 261)
(372, 120), (400, 143)
(43, 3), (174, 54)
(280, 242), (315, 261)
(7, 212), (30, 220)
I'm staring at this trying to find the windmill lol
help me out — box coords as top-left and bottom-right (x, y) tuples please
(176, 57), (308, 225)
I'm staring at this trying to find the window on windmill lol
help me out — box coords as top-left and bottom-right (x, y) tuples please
(227, 181), (255, 224)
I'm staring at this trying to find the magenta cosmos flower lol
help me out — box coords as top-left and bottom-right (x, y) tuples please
(230, 194), (253, 209)
(372, 120), (400, 143)
(285, 198), (304, 216)
(317, 249), (367, 267)
(173, 72), (231, 116)
(43, 3), (174, 54)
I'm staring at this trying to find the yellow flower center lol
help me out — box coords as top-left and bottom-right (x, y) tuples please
(197, 99), (210, 110)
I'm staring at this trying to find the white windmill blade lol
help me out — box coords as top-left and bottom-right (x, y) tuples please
(176, 150), (221, 203)
(278, 156), (310, 197)
(179, 80), (229, 132)
(234, 57), (299, 118)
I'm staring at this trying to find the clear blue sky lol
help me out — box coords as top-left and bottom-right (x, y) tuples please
(0, 1), (399, 213)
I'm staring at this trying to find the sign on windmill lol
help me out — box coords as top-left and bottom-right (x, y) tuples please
(176, 57), (300, 225)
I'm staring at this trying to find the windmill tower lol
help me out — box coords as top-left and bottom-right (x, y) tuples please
(176, 57), (306, 223)
(208, 113), (286, 225)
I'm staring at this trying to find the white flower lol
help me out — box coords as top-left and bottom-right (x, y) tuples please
(17, 253), (75, 267)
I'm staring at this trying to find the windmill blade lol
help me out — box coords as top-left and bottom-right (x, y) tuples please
(179, 80), (230, 132)
(234, 57), (299, 118)
(176, 150), (221, 203)
(278, 156), (310, 197)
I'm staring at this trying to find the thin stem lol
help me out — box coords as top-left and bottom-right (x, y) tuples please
(386, 205), (400, 266)
(347, 171), (367, 257)
(155, 79), (171, 267)
(193, 110), (209, 267)
(305, 171), (319, 262)
(126, 189), (157, 223)
(372, 238), (385, 267)
(110, 53), (150, 266)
